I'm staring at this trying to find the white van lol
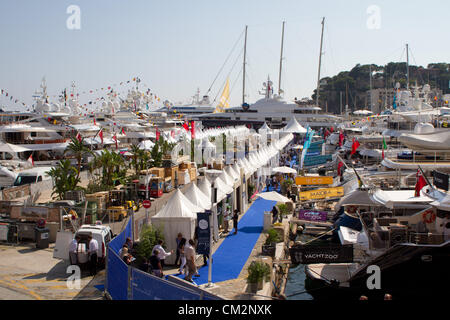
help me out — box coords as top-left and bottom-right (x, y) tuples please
(13, 167), (53, 186)
(53, 224), (114, 268)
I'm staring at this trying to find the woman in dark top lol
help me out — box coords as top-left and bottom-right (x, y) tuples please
(149, 249), (163, 277)
(232, 209), (239, 235)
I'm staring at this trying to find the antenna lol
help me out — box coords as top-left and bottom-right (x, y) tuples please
(242, 25), (248, 106)
(406, 43), (410, 90)
(278, 21), (285, 96)
(316, 17), (325, 108)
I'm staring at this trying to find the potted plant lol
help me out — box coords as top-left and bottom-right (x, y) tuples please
(281, 178), (293, 195)
(247, 260), (271, 292)
(276, 203), (289, 221)
(247, 183), (255, 201)
(261, 228), (281, 257)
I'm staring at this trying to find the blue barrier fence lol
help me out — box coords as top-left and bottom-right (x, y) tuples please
(105, 219), (221, 300)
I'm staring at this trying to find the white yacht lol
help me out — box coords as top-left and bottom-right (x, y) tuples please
(198, 78), (342, 129)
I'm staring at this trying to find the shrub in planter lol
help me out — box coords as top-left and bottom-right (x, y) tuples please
(277, 203), (289, 219)
(265, 228), (281, 245)
(247, 260), (271, 291)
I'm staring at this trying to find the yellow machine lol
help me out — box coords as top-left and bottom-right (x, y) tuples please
(105, 206), (128, 222)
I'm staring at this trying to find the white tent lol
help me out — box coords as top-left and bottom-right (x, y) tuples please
(151, 189), (203, 264)
(183, 182), (211, 210)
(137, 140), (155, 150)
(214, 176), (233, 202)
(198, 176), (212, 200)
(257, 191), (292, 203)
(258, 122), (273, 134)
(272, 166), (297, 174)
(219, 170), (234, 187)
(282, 117), (307, 134)
(0, 143), (31, 153)
(225, 165), (240, 185)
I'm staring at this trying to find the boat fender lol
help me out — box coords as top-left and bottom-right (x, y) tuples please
(422, 209), (436, 224)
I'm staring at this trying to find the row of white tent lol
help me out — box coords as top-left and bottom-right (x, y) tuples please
(150, 132), (294, 264)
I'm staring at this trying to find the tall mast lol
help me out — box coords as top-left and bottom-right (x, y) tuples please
(278, 21), (285, 96)
(369, 65), (373, 111)
(242, 25), (248, 106)
(315, 17), (325, 108)
(406, 43), (409, 90)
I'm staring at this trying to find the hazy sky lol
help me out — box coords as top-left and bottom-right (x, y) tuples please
(0, 0), (449, 111)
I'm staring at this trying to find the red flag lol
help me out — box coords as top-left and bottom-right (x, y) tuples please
(191, 121), (195, 139)
(121, 127), (126, 135)
(99, 129), (104, 144)
(350, 138), (360, 155)
(182, 121), (189, 132)
(337, 161), (344, 176)
(27, 154), (34, 167)
(415, 169), (427, 197)
(339, 131), (344, 147)
(113, 134), (118, 150)
(76, 132), (82, 143)
(156, 127), (160, 141)
(93, 118), (96, 126)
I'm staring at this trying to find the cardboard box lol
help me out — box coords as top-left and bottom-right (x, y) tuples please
(189, 167), (197, 181)
(150, 168), (165, 178)
(213, 162), (224, 170)
(178, 169), (190, 185)
(179, 162), (191, 170)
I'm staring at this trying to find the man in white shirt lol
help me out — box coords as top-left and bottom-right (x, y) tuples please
(69, 235), (80, 265)
(152, 240), (173, 268)
(88, 234), (99, 276)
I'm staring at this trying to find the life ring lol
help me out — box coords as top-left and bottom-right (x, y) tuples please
(422, 210), (436, 224)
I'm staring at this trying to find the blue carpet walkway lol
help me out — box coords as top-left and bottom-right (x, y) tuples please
(176, 198), (276, 285)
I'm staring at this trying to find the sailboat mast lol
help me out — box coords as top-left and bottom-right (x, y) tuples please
(406, 43), (410, 90)
(316, 17), (325, 108)
(242, 25), (248, 106)
(369, 65), (373, 111)
(278, 21), (285, 96)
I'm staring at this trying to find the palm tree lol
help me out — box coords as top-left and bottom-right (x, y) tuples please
(130, 144), (144, 176)
(47, 159), (81, 200)
(64, 137), (94, 180)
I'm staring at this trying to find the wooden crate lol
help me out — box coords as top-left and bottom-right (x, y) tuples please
(164, 166), (179, 179)
(150, 168), (165, 178)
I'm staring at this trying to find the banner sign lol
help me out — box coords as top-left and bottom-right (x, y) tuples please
(289, 244), (353, 264)
(298, 210), (328, 222)
(296, 176), (333, 185)
(196, 211), (211, 255)
(433, 170), (449, 191)
(299, 186), (344, 201)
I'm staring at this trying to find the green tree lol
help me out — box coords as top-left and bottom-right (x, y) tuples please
(64, 137), (94, 180)
(47, 159), (81, 200)
(130, 144), (144, 176)
(136, 224), (165, 262)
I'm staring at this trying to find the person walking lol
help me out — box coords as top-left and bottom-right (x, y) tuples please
(149, 250), (163, 278)
(152, 240), (173, 268)
(184, 239), (197, 283)
(69, 235), (80, 265)
(177, 238), (187, 275)
(87, 234), (99, 276)
(232, 209), (239, 235)
(175, 233), (183, 266)
(272, 205), (280, 224)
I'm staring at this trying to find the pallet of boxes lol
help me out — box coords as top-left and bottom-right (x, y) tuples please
(149, 168), (164, 198)
(163, 165), (178, 192)
(178, 162), (197, 185)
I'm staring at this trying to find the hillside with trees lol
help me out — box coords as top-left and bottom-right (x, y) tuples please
(312, 62), (450, 114)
